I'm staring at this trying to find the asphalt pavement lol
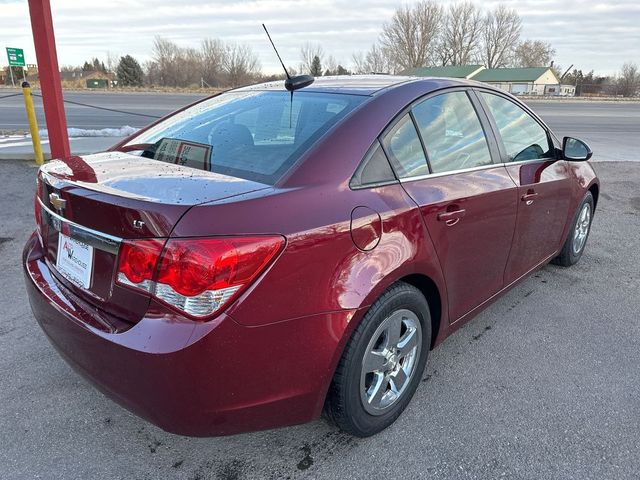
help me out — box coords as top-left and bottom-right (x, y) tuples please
(1, 159), (639, 479)
(1, 87), (640, 478)
(0, 89), (206, 131)
(528, 101), (640, 162)
(1, 88), (638, 162)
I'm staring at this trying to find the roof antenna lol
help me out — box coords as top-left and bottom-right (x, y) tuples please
(262, 24), (314, 92)
(262, 24), (314, 127)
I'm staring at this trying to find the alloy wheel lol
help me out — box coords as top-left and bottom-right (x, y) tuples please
(572, 203), (592, 255)
(360, 309), (422, 415)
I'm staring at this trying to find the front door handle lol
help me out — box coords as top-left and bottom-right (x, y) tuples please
(521, 191), (539, 205)
(437, 208), (466, 226)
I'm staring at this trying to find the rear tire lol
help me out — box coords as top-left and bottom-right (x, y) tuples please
(325, 282), (431, 437)
(553, 191), (594, 267)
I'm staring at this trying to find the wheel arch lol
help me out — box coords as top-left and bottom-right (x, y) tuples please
(320, 272), (445, 421)
(398, 274), (442, 349)
(588, 181), (599, 211)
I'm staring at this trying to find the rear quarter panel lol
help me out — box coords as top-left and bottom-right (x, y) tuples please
(173, 181), (448, 333)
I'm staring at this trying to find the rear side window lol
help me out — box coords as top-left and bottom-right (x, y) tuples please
(350, 141), (397, 188)
(412, 91), (493, 174)
(123, 91), (365, 184)
(381, 114), (429, 178)
(480, 92), (552, 162)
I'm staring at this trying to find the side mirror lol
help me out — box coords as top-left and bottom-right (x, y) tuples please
(563, 137), (592, 161)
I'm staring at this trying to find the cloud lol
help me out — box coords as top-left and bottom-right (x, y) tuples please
(1, 0), (638, 75)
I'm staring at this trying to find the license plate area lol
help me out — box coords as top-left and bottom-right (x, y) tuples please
(56, 232), (94, 290)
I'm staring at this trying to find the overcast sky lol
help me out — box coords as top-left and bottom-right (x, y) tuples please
(1, 0), (639, 76)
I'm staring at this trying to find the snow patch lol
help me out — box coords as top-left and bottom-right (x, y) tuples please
(39, 126), (139, 139)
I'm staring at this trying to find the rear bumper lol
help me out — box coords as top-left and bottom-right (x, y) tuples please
(23, 232), (357, 436)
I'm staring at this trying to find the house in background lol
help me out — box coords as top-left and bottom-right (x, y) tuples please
(401, 64), (485, 79)
(472, 67), (560, 95)
(405, 65), (575, 96)
(544, 83), (576, 96)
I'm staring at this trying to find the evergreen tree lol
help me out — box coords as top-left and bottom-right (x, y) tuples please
(310, 55), (322, 76)
(116, 55), (144, 87)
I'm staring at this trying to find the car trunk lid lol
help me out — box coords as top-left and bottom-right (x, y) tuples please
(36, 152), (270, 328)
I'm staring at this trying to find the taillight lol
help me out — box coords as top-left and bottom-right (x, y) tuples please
(117, 239), (164, 287)
(116, 236), (284, 320)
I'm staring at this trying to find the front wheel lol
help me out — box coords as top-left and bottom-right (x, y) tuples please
(325, 282), (431, 437)
(553, 191), (594, 267)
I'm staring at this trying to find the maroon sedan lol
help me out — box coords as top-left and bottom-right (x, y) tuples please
(23, 76), (599, 437)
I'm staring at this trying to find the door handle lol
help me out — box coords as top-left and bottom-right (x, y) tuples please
(437, 208), (466, 226)
(521, 191), (539, 205)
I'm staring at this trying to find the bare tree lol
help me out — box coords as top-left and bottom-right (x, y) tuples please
(181, 47), (203, 87)
(147, 37), (210, 87)
(300, 43), (325, 75)
(379, 1), (444, 71)
(148, 36), (181, 86)
(352, 44), (395, 74)
(351, 52), (368, 74)
(200, 38), (226, 87)
(514, 40), (555, 68)
(617, 62), (640, 97)
(223, 43), (261, 87)
(324, 55), (338, 76)
(481, 5), (522, 68)
(440, 2), (483, 66)
(105, 51), (120, 74)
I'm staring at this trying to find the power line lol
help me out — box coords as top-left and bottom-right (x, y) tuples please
(0, 93), (22, 101)
(30, 93), (161, 119)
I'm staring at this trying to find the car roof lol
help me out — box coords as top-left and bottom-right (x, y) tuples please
(233, 74), (471, 96)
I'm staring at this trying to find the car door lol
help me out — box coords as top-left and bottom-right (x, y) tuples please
(476, 91), (573, 283)
(382, 90), (518, 322)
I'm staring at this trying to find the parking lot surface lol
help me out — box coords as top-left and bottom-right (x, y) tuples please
(1, 159), (639, 479)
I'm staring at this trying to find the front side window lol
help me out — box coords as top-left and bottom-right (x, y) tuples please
(412, 91), (493, 174)
(123, 91), (365, 184)
(480, 92), (553, 162)
(381, 114), (429, 179)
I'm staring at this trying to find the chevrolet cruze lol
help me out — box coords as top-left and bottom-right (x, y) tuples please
(23, 75), (599, 437)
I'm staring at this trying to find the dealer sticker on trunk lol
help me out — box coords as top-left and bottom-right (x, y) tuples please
(56, 233), (94, 289)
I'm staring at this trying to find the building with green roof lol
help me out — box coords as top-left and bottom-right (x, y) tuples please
(471, 67), (563, 95)
(403, 64), (573, 96)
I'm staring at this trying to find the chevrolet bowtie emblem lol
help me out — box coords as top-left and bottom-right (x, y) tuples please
(49, 192), (66, 212)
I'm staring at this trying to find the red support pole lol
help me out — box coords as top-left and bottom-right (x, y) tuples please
(27, 0), (70, 159)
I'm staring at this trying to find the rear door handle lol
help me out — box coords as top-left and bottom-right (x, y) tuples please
(437, 208), (466, 226)
(521, 191), (539, 205)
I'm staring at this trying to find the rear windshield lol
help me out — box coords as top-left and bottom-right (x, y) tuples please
(123, 91), (366, 184)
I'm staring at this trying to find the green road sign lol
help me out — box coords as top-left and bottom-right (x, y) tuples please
(6, 47), (25, 67)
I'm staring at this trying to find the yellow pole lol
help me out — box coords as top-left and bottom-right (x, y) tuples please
(21, 81), (44, 166)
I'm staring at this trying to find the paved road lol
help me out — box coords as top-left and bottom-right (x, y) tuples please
(1, 160), (639, 479)
(0, 89), (206, 130)
(0, 88), (639, 161)
(528, 101), (640, 162)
